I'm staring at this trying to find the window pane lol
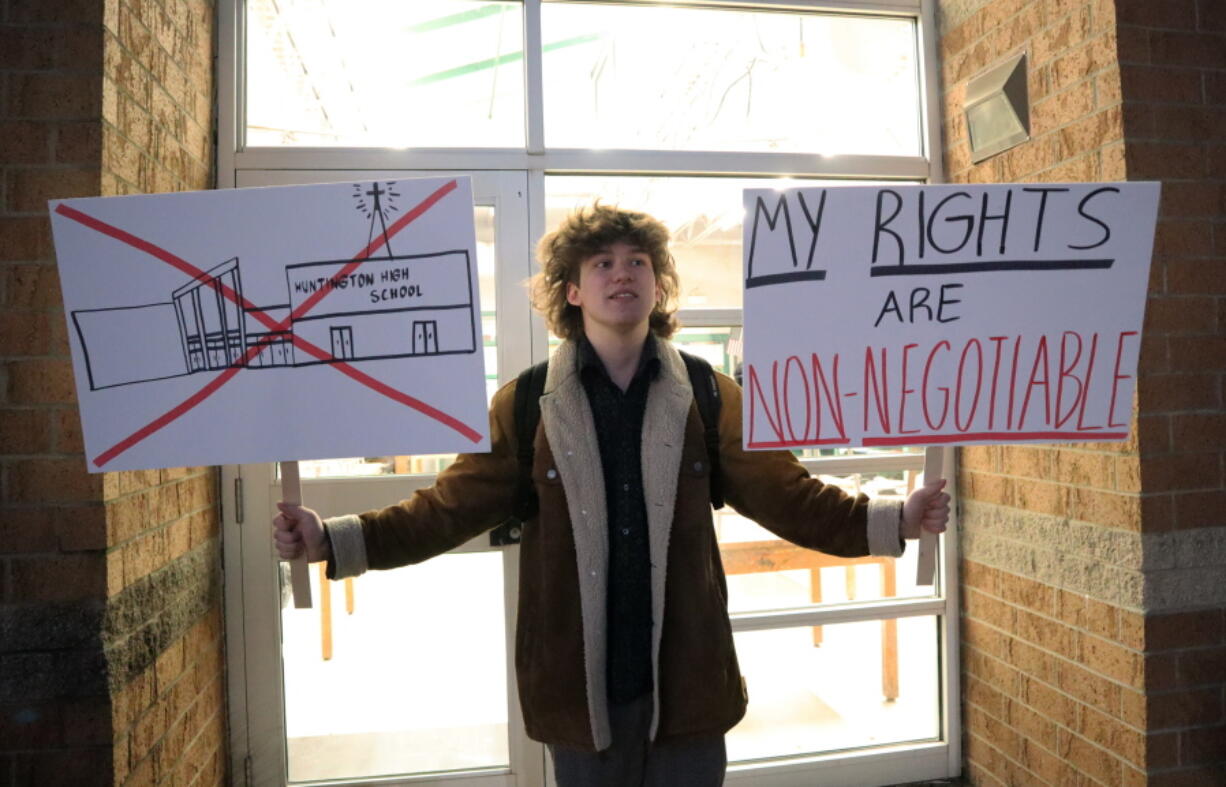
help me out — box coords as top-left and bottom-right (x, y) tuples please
(297, 205), (496, 479)
(674, 326), (738, 375)
(728, 617), (940, 762)
(282, 552), (509, 780)
(718, 466), (935, 615)
(247, 1), (524, 147)
(545, 175), (803, 310)
(542, 4), (920, 155)
(798, 445), (925, 459)
(672, 328), (931, 613)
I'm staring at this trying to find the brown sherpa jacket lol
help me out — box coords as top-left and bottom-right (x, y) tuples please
(324, 338), (904, 752)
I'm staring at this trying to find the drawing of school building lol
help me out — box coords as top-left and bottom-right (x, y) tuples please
(71, 250), (477, 391)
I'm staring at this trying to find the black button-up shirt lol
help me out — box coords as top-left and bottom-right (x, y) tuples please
(577, 334), (660, 705)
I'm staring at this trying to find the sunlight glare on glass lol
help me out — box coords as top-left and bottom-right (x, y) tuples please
(542, 5), (920, 155)
(247, 0), (525, 147)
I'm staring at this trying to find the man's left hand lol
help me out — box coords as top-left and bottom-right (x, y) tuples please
(901, 479), (950, 540)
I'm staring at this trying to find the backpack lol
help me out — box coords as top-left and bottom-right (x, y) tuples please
(490, 350), (724, 546)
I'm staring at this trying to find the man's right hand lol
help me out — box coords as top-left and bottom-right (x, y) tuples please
(273, 502), (330, 563)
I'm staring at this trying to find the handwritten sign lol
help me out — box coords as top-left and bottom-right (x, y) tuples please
(742, 182), (1160, 450)
(50, 176), (490, 472)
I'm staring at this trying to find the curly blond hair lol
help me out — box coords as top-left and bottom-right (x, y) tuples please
(530, 203), (680, 341)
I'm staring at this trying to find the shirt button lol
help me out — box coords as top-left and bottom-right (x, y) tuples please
(694, 461), (704, 472)
(623, 483), (630, 492)
(622, 528), (630, 535)
(546, 468), (557, 480)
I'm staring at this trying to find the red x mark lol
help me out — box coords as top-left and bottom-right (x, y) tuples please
(55, 179), (485, 469)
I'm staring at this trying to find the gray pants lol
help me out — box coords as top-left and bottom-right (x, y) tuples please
(548, 695), (726, 787)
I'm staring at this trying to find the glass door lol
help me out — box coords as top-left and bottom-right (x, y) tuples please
(224, 169), (545, 787)
(541, 174), (956, 785)
(220, 1), (959, 783)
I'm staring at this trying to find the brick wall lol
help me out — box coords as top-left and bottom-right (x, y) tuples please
(1115, 0), (1226, 781)
(0, 1), (221, 785)
(101, 0), (222, 782)
(939, 0), (1226, 784)
(1, 2), (111, 783)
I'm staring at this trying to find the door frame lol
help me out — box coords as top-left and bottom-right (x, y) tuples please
(217, 0), (960, 782)
(222, 169), (546, 786)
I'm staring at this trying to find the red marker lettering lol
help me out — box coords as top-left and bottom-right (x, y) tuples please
(747, 362), (784, 445)
(898, 343), (921, 434)
(810, 352), (847, 440)
(955, 338), (984, 432)
(783, 355), (811, 442)
(1055, 331), (1084, 428)
(1108, 331), (1139, 428)
(1076, 333), (1103, 431)
(923, 340), (952, 430)
(1018, 335), (1052, 429)
(986, 336), (1008, 430)
(864, 346), (891, 433)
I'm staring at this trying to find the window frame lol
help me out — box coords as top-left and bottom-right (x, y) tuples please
(219, 0), (943, 184)
(218, 1), (960, 784)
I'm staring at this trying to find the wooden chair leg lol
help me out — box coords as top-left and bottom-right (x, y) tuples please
(344, 577), (355, 615)
(882, 560), (898, 700)
(319, 562), (333, 661)
(810, 568), (823, 646)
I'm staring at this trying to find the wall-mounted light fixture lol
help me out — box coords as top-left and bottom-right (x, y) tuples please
(965, 52), (1030, 163)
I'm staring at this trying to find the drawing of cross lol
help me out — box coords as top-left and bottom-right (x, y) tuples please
(55, 179), (483, 469)
(364, 182), (395, 258)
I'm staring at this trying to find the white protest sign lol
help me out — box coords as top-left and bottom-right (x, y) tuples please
(50, 176), (490, 473)
(742, 182), (1160, 451)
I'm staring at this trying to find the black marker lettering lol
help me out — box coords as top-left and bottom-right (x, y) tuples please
(1022, 186), (1068, 252)
(1069, 186), (1120, 250)
(747, 194), (799, 272)
(797, 190), (827, 271)
(874, 290), (904, 327)
(977, 188), (1012, 255)
(873, 189), (904, 265)
(909, 287), (933, 323)
(927, 191), (974, 255)
(937, 283), (963, 323)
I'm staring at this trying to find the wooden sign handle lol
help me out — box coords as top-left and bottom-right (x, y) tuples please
(280, 460), (313, 608)
(915, 447), (943, 587)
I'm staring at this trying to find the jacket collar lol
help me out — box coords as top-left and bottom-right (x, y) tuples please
(545, 335), (685, 394)
(576, 332), (661, 388)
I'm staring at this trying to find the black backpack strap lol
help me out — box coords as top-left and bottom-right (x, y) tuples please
(489, 360), (548, 546)
(679, 350), (725, 510)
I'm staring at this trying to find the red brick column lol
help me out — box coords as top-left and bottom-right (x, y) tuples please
(938, 0), (1226, 783)
(1117, 0), (1226, 781)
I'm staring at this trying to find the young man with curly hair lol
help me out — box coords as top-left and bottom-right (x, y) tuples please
(274, 203), (949, 786)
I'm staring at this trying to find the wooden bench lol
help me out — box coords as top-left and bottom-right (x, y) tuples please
(719, 540), (899, 701)
(318, 550), (898, 703)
